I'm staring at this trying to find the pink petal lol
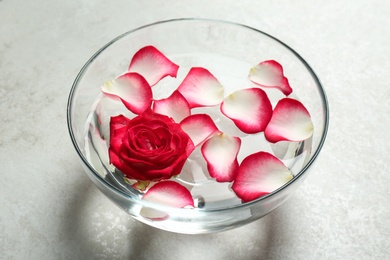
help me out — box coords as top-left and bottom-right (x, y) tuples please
(177, 67), (224, 108)
(220, 88), (273, 134)
(140, 181), (194, 220)
(265, 98), (313, 143)
(152, 90), (190, 123)
(201, 133), (241, 182)
(180, 114), (220, 147)
(128, 45), (179, 86)
(101, 72), (152, 114)
(232, 151), (293, 202)
(249, 60), (293, 96)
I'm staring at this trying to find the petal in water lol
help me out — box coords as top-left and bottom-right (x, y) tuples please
(177, 67), (224, 108)
(265, 98), (313, 143)
(249, 60), (293, 96)
(140, 181), (194, 220)
(180, 114), (220, 147)
(201, 133), (241, 182)
(101, 72), (152, 114)
(232, 152), (293, 202)
(152, 90), (190, 123)
(128, 45), (179, 86)
(220, 88), (273, 134)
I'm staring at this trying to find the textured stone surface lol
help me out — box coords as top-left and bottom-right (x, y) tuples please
(1, 0), (389, 259)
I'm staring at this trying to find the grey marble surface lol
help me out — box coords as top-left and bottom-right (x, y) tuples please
(1, 0), (389, 259)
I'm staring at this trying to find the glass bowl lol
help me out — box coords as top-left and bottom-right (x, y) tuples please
(67, 18), (329, 234)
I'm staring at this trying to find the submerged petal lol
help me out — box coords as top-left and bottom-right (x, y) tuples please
(232, 151), (293, 202)
(180, 114), (220, 147)
(249, 60), (293, 96)
(128, 45), (179, 86)
(177, 67), (224, 108)
(220, 88), (273, 134)
(101, 72), (152, 114)
(152, 90), (190, 123)
(265, 98), (313, 143)
(201, 133), (241, 182)
(140, 181), (194, 219)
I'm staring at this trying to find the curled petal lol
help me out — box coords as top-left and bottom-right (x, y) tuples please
(140, 181), (194, 220)
(180, 114), (220, 147)
(128, 45), (179, 86)
(249, 60), (293, 96)
(232, 152), (293, 202)
(265, 98), (313, 143)
(101, 72), (152, 114)
(220, 88), (273, 134)
(152, 90), (190, 123)
(177, 67), (224, 108)
(201, 133), (241, 182)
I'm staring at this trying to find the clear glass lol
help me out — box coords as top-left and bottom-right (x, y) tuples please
(67, 18), (329, 234)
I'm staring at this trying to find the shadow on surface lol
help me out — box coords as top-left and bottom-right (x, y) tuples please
(60, 168), (288, 260)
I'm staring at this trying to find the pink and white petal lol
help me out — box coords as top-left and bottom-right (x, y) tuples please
(177, 67), (224, 108)
(152, 90), (190, 123)
(140, 181), (194, 220)
(201, 133), (241, 182)
(232, 151), (293, 202)
(101, 72), (152, 114)
(90, 124), (110, 166)
(180, 114), (220, 147)
(220, 88), (273, 134)
(128, 45), (179, 86)
(265, 98), (313, 143)
(95, 94), (136, 139)
(249, 60), (293, 96)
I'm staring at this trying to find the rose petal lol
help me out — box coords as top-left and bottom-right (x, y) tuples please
(232, 151), (293, 202)
(152, 90), (190, 123)
(220, 88), (273, 134)
(249, 60), (293, 96)
(101, 72), (152, 114)
(140, 181), (194, 220)
(265, 98), (313, 143)
(180, 114), (220, 147)
(128, 45), (179, 86)
(201, 133), (241, 182)
(177, 67), (224, 108)
(89, 124), (109, 166)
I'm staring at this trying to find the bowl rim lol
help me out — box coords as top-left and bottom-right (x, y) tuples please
(67, 18), (329, 214)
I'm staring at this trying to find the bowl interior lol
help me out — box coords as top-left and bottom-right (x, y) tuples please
(67, 18), (328, 233)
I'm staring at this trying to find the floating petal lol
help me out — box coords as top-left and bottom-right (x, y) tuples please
(152, 90), (190, 123)
(201, 133), (241, 182)
(220, 88), (272, 134)
(249, 60), (293, 96)
(140, 181), (194, 220)
(265, 98), (313, 143)
(101, 72), (152, 114)
(177, 67), (224, 108)
(180, 114), (220, 147)
(128, 45), (179, 86)
(232, 151), (293, 202)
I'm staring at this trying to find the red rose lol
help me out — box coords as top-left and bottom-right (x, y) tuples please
(109, 109), (195, 181)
